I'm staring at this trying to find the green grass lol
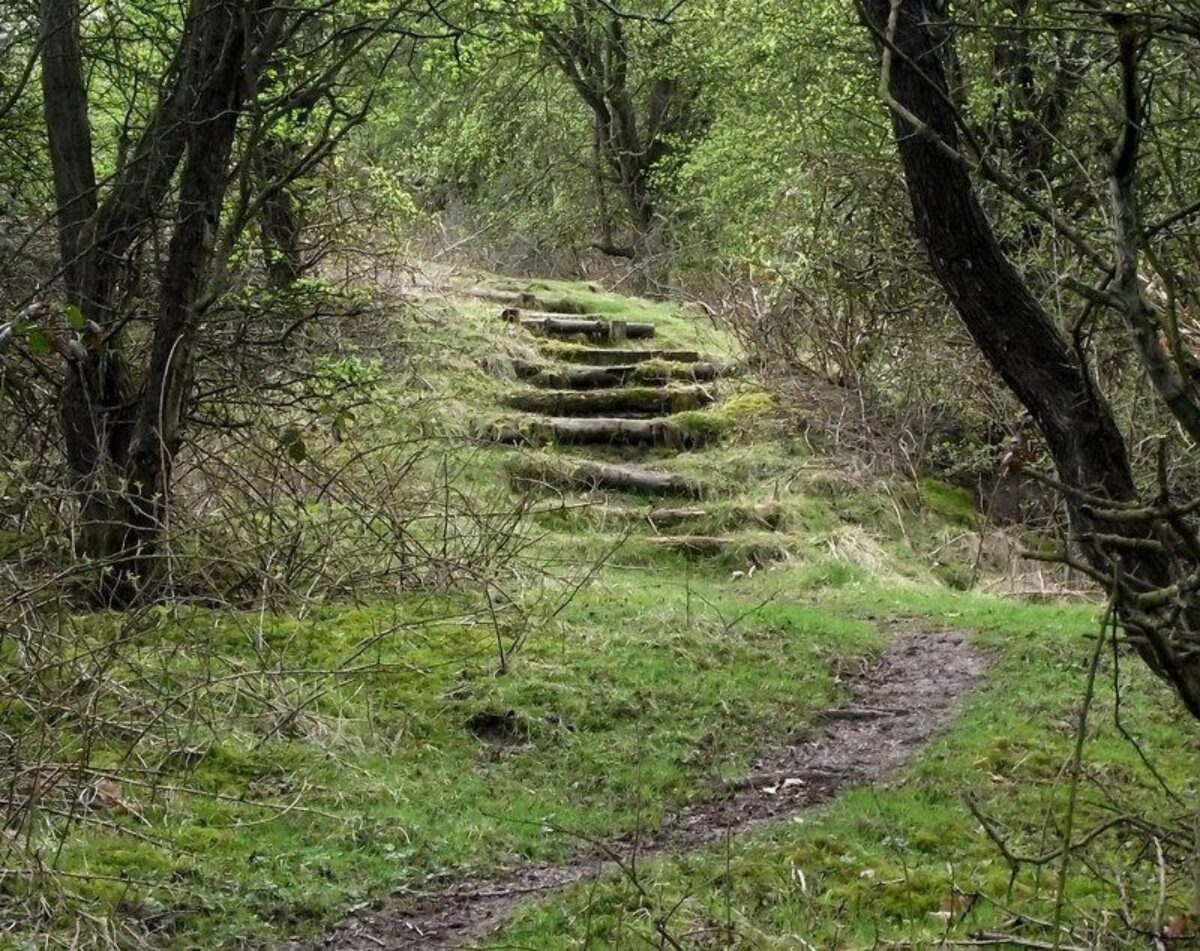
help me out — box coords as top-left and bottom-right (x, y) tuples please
(15, 575), (881, 946)
(487, 577), (1200, 949)
(13, 271), (1198, 949)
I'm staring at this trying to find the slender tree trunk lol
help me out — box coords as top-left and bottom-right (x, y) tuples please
(258, 138), (303, 288)
(38, 0), (96, 297)
(41, 0), (258, 603)
(116, 0), (251, 595)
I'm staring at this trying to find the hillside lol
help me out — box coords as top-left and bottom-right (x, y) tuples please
(11, 274), (1196, 949)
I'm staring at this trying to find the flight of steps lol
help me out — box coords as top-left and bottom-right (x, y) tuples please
(482, 290), (789, 565)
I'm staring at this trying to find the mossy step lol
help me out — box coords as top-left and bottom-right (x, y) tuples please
(644, 534), (791, 566)
(513, 359), (723, 390)
(545, 347), (705, 366)
(501, 386), (714, 418)
(507, 457), (706, 498)
(503, 309), (655, 341)
(487, 414), (719, 450)
(600, 502), (784, 531)
(466, 286), (588, 314)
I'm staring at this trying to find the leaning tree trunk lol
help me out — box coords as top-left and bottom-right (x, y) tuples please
(860, 0), (1200, 718)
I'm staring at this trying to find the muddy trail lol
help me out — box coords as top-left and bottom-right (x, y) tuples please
(306, 630), (983, 949)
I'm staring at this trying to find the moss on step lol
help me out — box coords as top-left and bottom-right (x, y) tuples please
(540, 343), (706, 366)
(501, 386), (714, 417)
(671, 390), (776, 444)
(506, 455), (708, 498)
(484, 412), (725, 450)
(631, 358), (725, 384)
(512, 359), (724, 390)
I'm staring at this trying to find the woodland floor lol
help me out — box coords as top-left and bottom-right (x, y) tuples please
(309, 630), (982, 949)
(304, 277), (991, 949)
(14, 273), (1200, 949)
(286, 275), (1196, 949)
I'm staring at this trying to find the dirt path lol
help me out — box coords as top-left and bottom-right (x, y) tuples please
(305, 629), (983, 949)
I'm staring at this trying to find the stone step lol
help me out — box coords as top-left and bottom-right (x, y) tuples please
(503, 309), (654, 342)
(501, 386), (714, 418)
(507, 457), (706, 499)
(513, 360), (723, 389)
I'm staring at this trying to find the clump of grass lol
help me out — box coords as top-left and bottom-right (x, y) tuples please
(672, 390), (777, 444)
(918, 476), (982, 528)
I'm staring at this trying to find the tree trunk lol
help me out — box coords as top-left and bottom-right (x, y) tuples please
(860, 0), (1200, 717)
(38, 0), (97, 296)
(257, 138), (303, 288)
(41, 0), (259, 603)
(116, 0), (252, 596)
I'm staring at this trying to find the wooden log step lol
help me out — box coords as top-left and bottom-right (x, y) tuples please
(465, 286), (588, 314)
(507, 457), (706, 498)
(602, 502), (784, 530)
(512, 360), (722, 389)
(513, 361), (633, 390)
(501, 386), (714, 417)
(488, 415), (716, 450)
(503, 309), (655, 341)
(645, 535), (791, 564)
(635, 362), (723, 385)
(547, 347), (703, 366)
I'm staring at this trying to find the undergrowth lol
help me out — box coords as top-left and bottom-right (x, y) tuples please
(5, 274), (1195, 950)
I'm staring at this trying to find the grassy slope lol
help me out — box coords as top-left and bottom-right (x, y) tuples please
(491, 581), (1200, 947)
(16, 277), (1198, 948)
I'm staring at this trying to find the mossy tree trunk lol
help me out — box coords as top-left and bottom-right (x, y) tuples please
(861, 0), (1200, 717)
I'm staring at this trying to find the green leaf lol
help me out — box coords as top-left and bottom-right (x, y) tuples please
(27, 327), (52, 355)
(280, 426), (307, 462)
(65, 305), (86, 330)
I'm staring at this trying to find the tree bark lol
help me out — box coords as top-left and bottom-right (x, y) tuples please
(257, 138), (303, 288)
(119, 0), (252, 578)
(38, 0), (97, 297)
(41, 0), (263, 603)
(860, 0), (1200, 717)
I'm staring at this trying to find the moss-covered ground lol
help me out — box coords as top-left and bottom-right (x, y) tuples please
(10, 275), (1197, 949)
